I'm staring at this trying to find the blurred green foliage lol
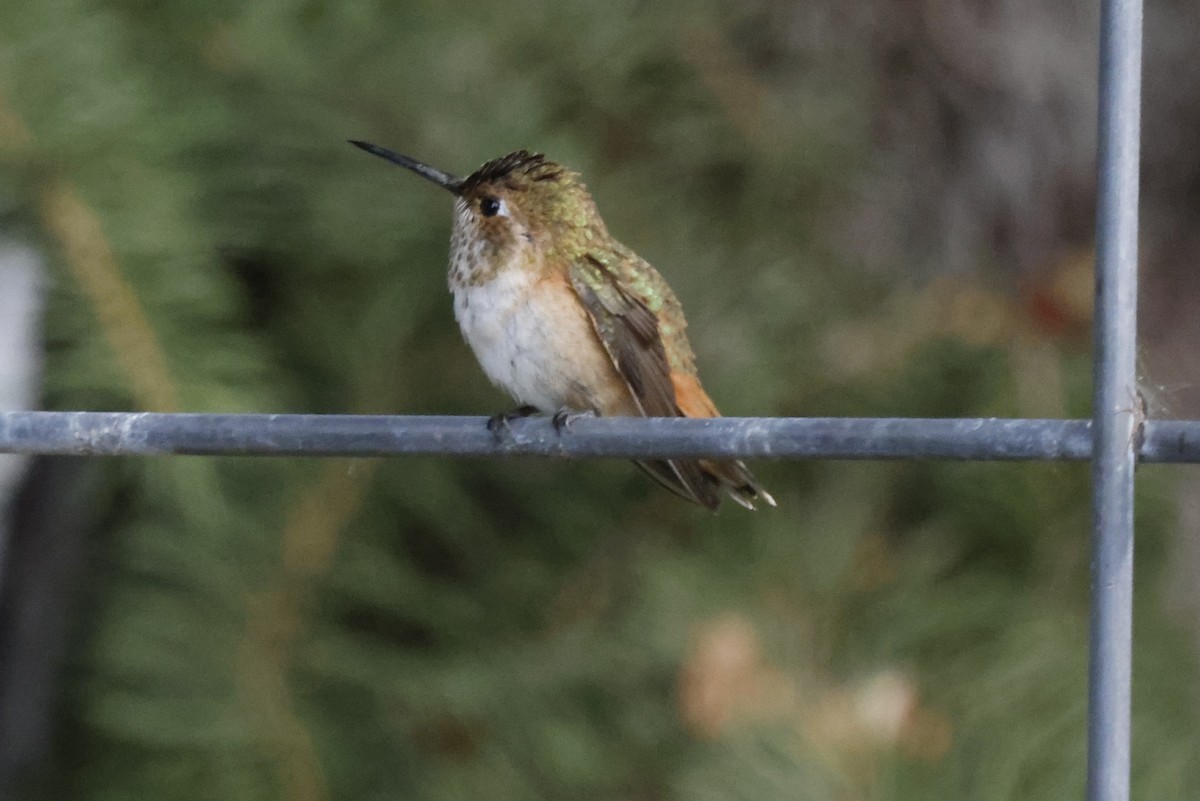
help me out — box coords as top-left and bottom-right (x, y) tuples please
(0, 0), (1197, 799)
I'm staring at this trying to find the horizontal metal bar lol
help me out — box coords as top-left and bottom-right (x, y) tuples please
(0, 411), (1192, 462)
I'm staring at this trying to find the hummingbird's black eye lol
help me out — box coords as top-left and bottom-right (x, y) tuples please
(479, 197), (501, 217)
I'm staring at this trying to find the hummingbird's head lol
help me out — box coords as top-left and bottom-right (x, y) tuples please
(350, 141), (603, 271)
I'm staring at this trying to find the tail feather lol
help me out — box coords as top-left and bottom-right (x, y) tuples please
(702, 458), (776, 510)
(667, 371), (775, 510)
(634, 458), (722, 510)
(634, 457), (774, 511)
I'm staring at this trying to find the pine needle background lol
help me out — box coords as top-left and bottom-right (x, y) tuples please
(1, 0), (1198, 799)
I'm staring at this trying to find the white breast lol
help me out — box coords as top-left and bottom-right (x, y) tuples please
(453, 264), (579, 413)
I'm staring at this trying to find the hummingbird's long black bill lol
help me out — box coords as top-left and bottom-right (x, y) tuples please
(348, 140), (464, 194)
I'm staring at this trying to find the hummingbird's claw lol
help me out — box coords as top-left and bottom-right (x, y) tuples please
(551, 407), (596, 433)
(487, 405), (539, 438)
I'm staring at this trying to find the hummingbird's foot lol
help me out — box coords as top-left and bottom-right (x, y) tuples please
(551, 407), (597, 433)
(487, 405), (539, 437)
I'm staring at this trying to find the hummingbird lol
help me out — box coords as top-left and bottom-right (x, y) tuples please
(351, 141), (775, 511)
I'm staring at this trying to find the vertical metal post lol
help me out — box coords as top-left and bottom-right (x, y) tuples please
(1089, 0), (1142, 798)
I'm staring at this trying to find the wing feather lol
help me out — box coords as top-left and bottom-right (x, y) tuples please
(568, 254), (720, 509)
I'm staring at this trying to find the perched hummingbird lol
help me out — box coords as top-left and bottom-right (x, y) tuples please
(351, 141), (775, 511)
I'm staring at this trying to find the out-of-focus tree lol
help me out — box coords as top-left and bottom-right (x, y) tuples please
(0, 1), (1197, 799)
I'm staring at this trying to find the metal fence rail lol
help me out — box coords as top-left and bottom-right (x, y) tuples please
(0, 412), (1195, 462)
(1089, 0), (1143, 799)
(0, 0), (1150, 797)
